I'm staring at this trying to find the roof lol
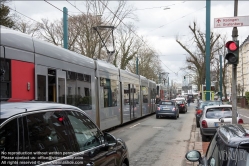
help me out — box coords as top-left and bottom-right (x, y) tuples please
(0, 101), (80, 119)
(218, 124), (249, 148)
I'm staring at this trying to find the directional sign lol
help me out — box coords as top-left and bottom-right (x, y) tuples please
(214, 16), (249, 28)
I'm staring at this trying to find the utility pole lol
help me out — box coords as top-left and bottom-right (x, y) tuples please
(219, 55), (223, 101)
(232, 0), (238, 124)
(63, 7), (68, 49)
(136, 56), (139, 75)
(205, 0), (211, 101)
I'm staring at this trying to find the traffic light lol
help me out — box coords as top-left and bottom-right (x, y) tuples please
(225, 41), (239, 64)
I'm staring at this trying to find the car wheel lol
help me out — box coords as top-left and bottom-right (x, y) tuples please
(174, 115), (177, 119)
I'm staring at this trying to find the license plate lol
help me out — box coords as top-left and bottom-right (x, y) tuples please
(163, 107), (170, 110)
(214, 122), (230, 127)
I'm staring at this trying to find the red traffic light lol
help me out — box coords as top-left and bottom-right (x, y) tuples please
(225, 41), (238, 51)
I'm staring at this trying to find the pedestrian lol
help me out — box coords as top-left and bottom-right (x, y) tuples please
(187, 97), (191, 106)
(155, 95), (161, 104)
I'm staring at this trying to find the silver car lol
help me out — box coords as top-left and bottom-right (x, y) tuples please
(199, 104), (244, 142)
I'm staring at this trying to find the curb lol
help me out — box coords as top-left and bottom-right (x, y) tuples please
(185, 118), (204, 166)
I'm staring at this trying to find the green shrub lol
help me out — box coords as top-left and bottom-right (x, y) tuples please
(246, 91), (249, 104)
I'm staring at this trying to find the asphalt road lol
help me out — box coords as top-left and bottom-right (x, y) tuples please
(110, 103), (197, 166)
(237, 107), (249, 123)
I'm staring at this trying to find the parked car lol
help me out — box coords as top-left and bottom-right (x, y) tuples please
(0, 101), (129, 166)
(175, 100), (187, 113)
(199, 104), (243, 142)
(195, 100), (222, 128)
(156, 100), (179, 119)
(186, 124), (249, 166)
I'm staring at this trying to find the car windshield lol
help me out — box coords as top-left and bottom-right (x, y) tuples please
(160, 101), (173, 105)
(200, 101), (221, 109)
(206, 107), (232, 119)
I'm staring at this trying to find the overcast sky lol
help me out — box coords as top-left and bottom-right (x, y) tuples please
(8, 1), (249, 84)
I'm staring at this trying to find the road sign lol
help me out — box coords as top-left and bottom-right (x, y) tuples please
(214, 16), (249, 28)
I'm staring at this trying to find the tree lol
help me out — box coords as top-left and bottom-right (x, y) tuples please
(0, 3), (15, 28)
(176, 21), (222, 90)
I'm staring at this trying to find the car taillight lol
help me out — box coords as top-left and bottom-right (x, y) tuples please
(181, 104), (184, 107)
(172, 107), (176, 111)
(157, 107), (160, 111)
(238, 119), (244, 124)
(197, 110), (202, 115)
(202, 120), (208, 128)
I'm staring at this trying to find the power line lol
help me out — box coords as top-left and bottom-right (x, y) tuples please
(66, 0), (86, 14)
(9, 7), (42, 24)
(148, 6), (206, 33)
(131, 1), (186, 11)
(43, 0), (74, 18)
(97, 0), (179, 75)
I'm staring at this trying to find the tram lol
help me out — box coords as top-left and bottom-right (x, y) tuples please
(0, 26), (157, 130)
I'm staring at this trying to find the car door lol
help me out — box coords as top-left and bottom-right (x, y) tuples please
(66, 110), (117, 166)
(205, 134), (221, 166)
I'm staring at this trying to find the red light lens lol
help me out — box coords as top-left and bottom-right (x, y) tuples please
(226, 41), (237, 51)
(58, 117), (64, 122)
(229, 42), (237, 51)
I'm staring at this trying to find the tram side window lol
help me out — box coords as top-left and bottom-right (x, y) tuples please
(66, 71), (92, 110)
(0, 58), (11, 99)
(142, 86), (148, 103)
(100, 77), (119, 108)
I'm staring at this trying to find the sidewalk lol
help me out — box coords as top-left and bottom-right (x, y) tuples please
(185, 118), (210, 166)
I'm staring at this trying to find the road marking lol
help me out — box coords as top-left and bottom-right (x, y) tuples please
(240, 114), (249, 118)
(153, 127), (164, 129)
(129, 123), (140, 128)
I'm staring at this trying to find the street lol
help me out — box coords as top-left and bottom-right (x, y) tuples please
(110, 103), (196, 166)
(109, 103), (249, 166)
(237, 107), (249, 123)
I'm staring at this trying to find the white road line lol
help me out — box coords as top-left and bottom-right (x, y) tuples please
(153, 127), (164, 129)
(240, 114), (249, 118)
(129, 123), (140, 128)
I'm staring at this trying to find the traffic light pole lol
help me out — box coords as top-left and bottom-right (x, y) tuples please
(232, 0), (238, 124)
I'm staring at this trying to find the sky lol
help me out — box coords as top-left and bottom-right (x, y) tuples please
(7, 0), (249, 84)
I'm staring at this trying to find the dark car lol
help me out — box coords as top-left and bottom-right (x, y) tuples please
(186, 124), (249, 166)
(187, 94), (195, 103)
(195, 100), (222, 128)
(0, 101), (129, 166)
(156, 100), (179, 119)
(175, 100), (187, 113)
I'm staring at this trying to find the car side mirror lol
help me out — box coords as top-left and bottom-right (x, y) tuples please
(185, 150), (201, 163)
(104, 133), (117, 147)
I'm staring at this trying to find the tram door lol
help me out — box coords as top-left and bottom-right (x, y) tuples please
(35, 65), (48, 101)
(56, 70), (66, 104)
(35, 65), (66, 103)
(129, 84), (136, 120)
